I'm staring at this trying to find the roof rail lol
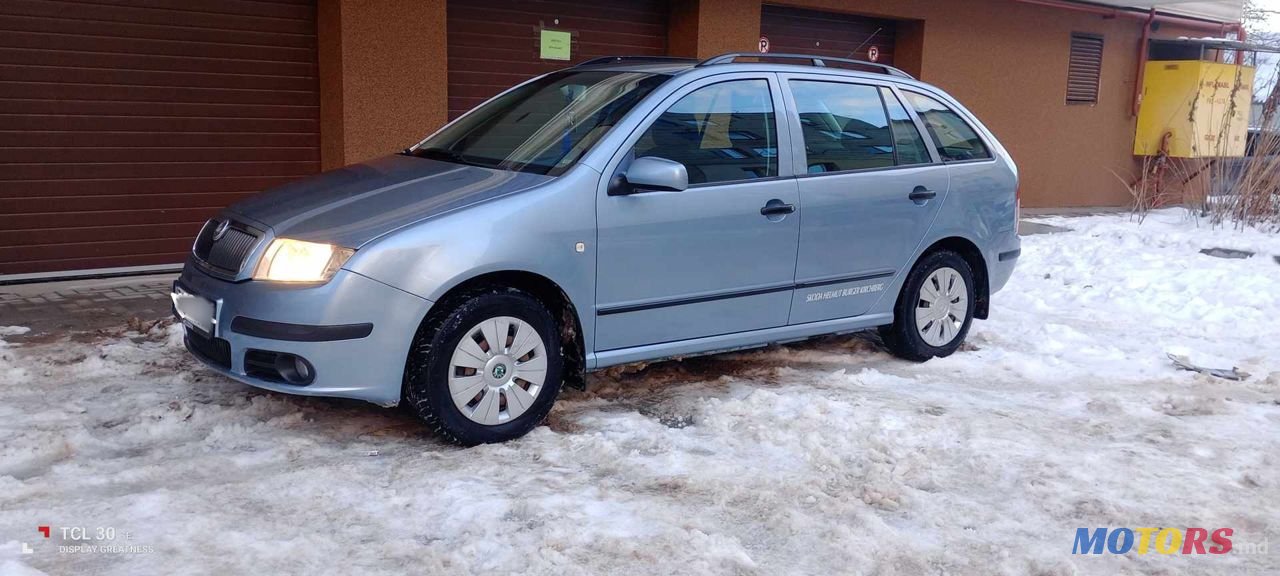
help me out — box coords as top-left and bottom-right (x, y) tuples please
(696, 52), (914, 79)
(575, 56), (699, 67)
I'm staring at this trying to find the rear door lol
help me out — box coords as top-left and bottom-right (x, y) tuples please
(595, 73), (800, 351)
(780, 75), (948, 324)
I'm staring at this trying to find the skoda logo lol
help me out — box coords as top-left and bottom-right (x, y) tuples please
(492, 364), (508, 379)
(212, 220), (231, 241)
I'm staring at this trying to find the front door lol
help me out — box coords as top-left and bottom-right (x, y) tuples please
(595, 75), (800, 351)
(779, 76), (950, 324)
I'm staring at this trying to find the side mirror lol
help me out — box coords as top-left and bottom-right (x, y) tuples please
(613, 157), (688, 195)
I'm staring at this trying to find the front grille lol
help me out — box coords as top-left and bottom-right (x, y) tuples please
(184, 328), (232, 369)
(193, 218), (261, 275)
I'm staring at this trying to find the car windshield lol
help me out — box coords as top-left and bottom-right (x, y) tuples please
(410, 70), (670, 175)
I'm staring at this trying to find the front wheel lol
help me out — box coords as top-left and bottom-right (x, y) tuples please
(879, 250), (976, 362)
(404, 288), (563, 445)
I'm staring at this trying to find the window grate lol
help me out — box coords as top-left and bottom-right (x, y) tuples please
(1067, 34), (1104, 105)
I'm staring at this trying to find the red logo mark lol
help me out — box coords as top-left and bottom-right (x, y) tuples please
(37, 526), (50, 538)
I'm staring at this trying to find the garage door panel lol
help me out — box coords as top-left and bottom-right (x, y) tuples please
(0, 111), (317, 131)
(0, 221), (204, 248)
(0, 22), (314, 53)
(0, 114), (317, 134)
(0, 236), (196, 263)
(0, 192), (258, 218)
(0, 64), (317, 92)
(3, 0), (315, 35)
(0, 26), (316, 60)
(0, 146), (317, 165)
(0, 161), (318, 181)
(0, 0), (319, 276)
(72, 0), (315, 21)
(446, 8), (668, 40)
(761, 5), (896, 66)
(0, 207), (218, 230)
(0, 175), (302, 198)
(0, 131), (315, 150)
(449, 1), (670, 27)
(0, 81), (317, 106)
(0, 47), (316, 77)
(0, 98), (318, 120)
(447, 0), (668, 119)
(0, 252), (193, 275)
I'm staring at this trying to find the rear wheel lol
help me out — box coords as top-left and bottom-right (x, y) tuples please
(879, 250), (976, 362)
(404, 288), (563, 445)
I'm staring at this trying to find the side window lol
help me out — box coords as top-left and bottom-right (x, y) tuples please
(903, 91), (991, 162)
(880, 87), (932, 165)
(633, 79), (776, 185)
(789, 80), (893, 173)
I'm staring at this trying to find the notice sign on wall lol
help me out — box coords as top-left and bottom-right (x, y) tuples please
(540, 29), (571, 60)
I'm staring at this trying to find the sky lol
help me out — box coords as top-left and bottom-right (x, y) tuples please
(1248, 0), (1280, 100)
(1255, 0), (1280, 31)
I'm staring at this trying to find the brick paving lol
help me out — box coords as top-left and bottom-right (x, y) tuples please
(0, 274), (177, 341)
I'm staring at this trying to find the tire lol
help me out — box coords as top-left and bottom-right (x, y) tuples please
(403, 287), (563, 445)
(879, 250), (976, 362)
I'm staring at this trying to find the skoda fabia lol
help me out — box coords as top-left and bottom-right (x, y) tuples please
(173, 53), (1020, 444)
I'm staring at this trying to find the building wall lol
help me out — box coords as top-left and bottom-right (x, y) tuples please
(318, 0), (1223, 207)
(318, 0), (447, 170)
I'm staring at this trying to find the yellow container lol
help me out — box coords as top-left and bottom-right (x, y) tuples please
(1134, 61), (1254, 158)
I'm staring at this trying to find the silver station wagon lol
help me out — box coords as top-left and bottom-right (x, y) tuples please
(173, 53), (1020, 444)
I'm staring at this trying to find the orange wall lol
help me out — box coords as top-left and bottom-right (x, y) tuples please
(318, 0), (447, 169)
(318, 0), (1225, 207)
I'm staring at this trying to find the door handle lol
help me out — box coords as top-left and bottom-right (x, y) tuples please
(760, 201), (796, 216)
(909, 187), (937, 202)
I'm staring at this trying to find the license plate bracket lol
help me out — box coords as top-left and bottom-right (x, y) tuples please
(171, 286), (216, 337)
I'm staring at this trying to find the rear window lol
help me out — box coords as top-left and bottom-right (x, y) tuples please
(903, 91), (991, 162)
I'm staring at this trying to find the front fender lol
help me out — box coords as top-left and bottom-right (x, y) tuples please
(343, 166), (600, 355)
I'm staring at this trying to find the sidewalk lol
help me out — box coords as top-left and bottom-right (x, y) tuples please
(0, 273), (176, 341)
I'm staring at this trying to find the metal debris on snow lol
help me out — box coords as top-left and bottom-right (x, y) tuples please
(1167, 353), (1250, 381)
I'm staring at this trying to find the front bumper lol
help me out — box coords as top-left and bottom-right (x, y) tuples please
(174, 258), (432, 406)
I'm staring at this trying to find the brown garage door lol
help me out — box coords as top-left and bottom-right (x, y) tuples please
(447, 0), (668, 120)
(0, 0), (320, 277)
(761, 4), (895, 66)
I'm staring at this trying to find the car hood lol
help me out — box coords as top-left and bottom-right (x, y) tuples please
(226, 154), (554, 248)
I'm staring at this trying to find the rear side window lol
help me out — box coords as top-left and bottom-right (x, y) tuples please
(633, 79), (777, 185)
(904, 91), (991, 162)
(789, 80), (893, 173)
(880, 87), (932, 165)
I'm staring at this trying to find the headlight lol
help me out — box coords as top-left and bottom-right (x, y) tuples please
(253, 238), (354, 283)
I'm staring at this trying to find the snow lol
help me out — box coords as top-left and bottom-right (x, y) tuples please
(1, 209), (1278, 575)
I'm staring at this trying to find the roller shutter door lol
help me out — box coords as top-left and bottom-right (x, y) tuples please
(761, 4), (896, 66)
(447, 0), (668, 120)
(0, 0), (320, 277)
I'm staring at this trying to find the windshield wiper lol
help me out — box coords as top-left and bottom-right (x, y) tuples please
(408, 147), (488, 167)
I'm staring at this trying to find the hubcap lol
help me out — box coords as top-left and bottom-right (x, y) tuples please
(915, 266), (968, 347)
(448, 316), (547, 426)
